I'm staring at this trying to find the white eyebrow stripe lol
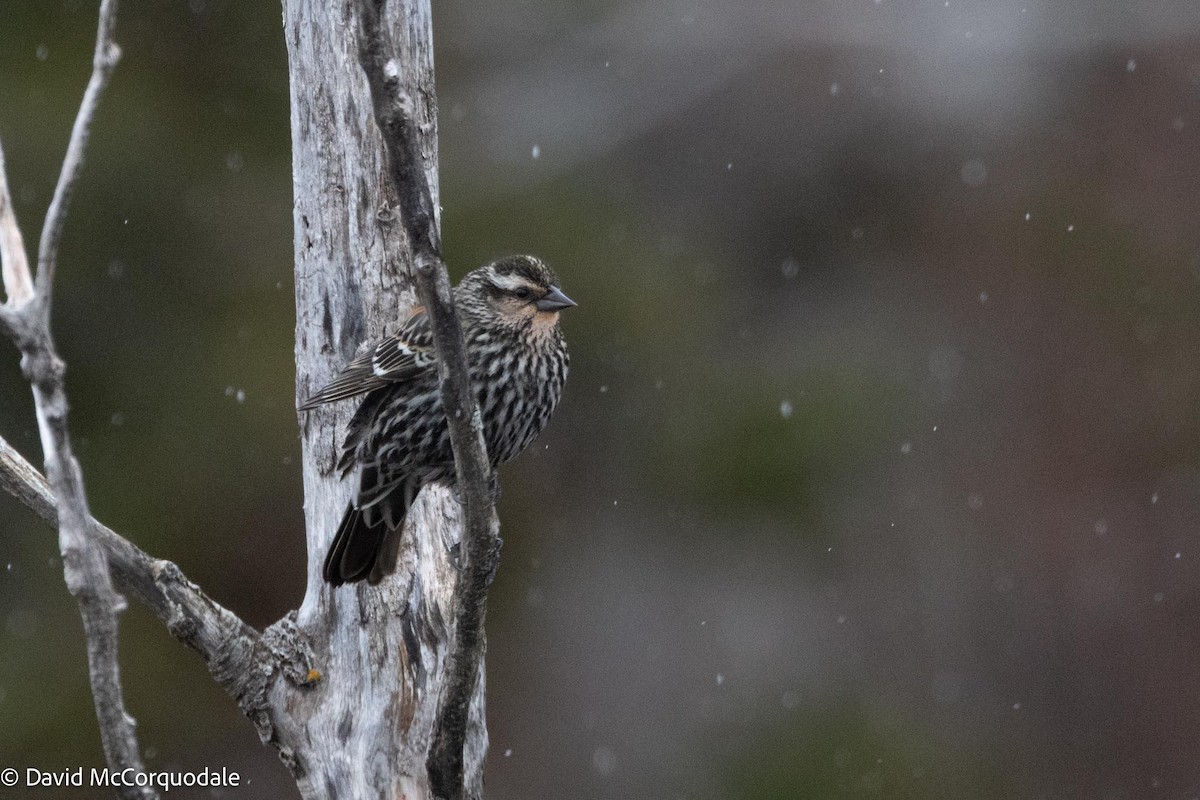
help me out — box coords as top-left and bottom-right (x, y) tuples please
(489, 272), (536, 291)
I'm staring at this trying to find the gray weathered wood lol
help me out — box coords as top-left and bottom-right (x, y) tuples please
(283, 0), (488, 796)
(1, 3), (487, 796)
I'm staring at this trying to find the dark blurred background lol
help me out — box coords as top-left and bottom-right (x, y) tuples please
(3, 0), (1200, 797)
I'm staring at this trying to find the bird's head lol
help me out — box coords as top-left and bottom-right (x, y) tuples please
(459, 255), (576, 335)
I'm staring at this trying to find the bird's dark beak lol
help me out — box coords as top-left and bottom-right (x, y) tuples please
(537, 285), (577, 312)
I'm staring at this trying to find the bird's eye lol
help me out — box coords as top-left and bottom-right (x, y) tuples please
(513, 287), (533, 301)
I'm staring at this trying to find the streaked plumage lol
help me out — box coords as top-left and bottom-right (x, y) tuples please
(300, 255), (574, 585)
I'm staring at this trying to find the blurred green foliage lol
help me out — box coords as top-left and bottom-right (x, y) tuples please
(663, 365), (908, 529)
(723, 702), (1014, 800)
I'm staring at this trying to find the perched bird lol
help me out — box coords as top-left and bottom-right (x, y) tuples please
(300, 255), (575, 586)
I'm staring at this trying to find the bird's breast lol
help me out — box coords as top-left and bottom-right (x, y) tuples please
(476, 337), (568, 466)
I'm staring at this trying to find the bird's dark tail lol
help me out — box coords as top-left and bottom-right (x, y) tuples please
(323, 487), (415, 586)
(323, 506), (382, 585)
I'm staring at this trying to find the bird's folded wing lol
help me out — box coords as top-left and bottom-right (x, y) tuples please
(298, 307), (436, 409)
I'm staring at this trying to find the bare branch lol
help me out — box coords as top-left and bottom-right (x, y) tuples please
(34, 0), (121, 308)
(0, 434), (314, 744)
(0, 139), (31, 341)
(13, 382), (154, 800)
(0, 3), (149, 794)
(0, 140), (33, 308)
(0, 433), (54, 520)
(356, 2), (442, 267)
(0, 433), (257, 677)
(356, 1), (501, 796)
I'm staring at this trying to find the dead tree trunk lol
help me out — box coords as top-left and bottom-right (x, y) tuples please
(281, 1), (487, 797)
(2, 2), (487, 796)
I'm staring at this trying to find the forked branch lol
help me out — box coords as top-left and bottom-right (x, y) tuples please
(0, 2), (155, 794)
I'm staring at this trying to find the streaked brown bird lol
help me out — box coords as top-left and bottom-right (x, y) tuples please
(300, 255), (574, 585)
